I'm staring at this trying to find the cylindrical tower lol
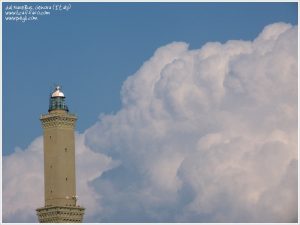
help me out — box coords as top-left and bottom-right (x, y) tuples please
(36, 86), (85, 223)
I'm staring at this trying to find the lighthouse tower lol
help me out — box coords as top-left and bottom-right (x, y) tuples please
(36, 86), (85, 223)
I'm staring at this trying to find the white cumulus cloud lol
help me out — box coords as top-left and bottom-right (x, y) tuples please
(2, 133), (112, 222)
(85, 22), (298, 222)
(3, 22), (298, 222)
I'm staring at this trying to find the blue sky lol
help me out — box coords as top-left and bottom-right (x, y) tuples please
(3, 2), (297, 156)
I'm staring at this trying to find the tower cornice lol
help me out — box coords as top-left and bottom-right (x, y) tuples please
(36, 206), (85, 223)
(40, 112), (77, 129)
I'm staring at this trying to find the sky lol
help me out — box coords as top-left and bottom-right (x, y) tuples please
(2, 2), (298, 223)
(3, 2), (297, 156)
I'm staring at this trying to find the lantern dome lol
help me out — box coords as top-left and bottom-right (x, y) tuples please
(51, 86), (65, 97)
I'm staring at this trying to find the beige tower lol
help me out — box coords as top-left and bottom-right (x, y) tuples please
(36, 86), (85, 223)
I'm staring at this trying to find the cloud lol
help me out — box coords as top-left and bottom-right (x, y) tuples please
(85, 22), (298, 222)
(3, 22), (297, 222)
(3, 137), (44, 222)
(2, 133), (112, 222)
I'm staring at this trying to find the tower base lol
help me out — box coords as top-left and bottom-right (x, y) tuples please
(36, 206), (85, 223)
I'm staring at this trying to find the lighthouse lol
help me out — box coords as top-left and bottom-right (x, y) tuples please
(36, 86), (85, 223)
